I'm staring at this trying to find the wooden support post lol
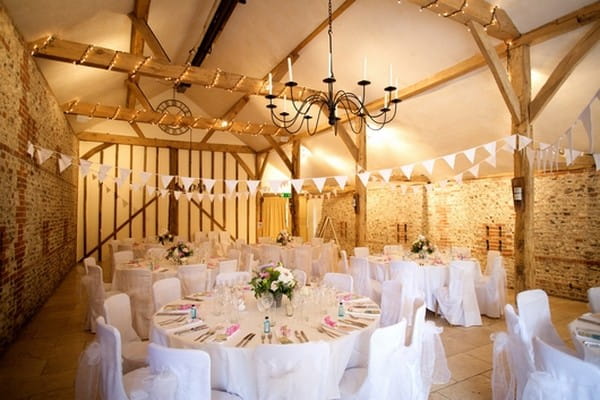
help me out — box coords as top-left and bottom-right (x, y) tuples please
(168, 147), (179, 235)
(355, 124), (367, 247)
(510, 44), (535, 295)
(291, 140), (301, 236)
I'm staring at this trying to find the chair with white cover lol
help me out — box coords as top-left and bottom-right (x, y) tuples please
(451, 246), (471, 259)
(148, 343), (241, 400)
(475, 256), (507, 318)
(177, 264), (208, 296)
(219, 231), (231, 245)
(208, 231), (220, 242)
(124, 269), (154, 339)
(292, 269), (307, 288)
(516, 289), (571, 355)
(104, 293), (149, 373)
(353, 246), (369, 257)
(193, 231), (208, 243)
(434, 261), (482, 327)
(383, 244), (403, 256)
(215, 271), (251, 287)
(152, 278), (182, 311)
(588, 286), (600, 313)
(147, 247), (166, 260)
(312, 242), (334, 279)
(390, 260), (420, 321)
(349, 256), (373, 300)
(83, 256), (96, 274)
(218, 259), (238, 274)
(311, 237), (324, 246)
(339, 320), (407, 399)
(260, 244), (281, 264)
(338, 250), (349, 274)
(380, 280), (404, 327)
(81, 265), (120, 332)
(485, 250), (501, 275)
(293, 245), (312, 279)
(323, 273), (353, 293)
(522, 337), (600, 400)
(254, 342), (330, 400)
(240, 251), (258, 272)
(112, 250), (135, 284)
(226, 248), (241, 266)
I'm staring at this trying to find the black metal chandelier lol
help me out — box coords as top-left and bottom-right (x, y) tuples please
(265, 0), (401, 136)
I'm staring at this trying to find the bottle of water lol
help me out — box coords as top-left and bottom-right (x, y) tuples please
(338, 301), (345, 318)
(263, 316), (271, 334)
(190, 304), (197, 320)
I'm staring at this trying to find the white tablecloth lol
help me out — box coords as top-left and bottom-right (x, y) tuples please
(150, 290), (379, 399)
(568, 313), (600, 367)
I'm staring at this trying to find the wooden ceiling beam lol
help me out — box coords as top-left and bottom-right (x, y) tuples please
(30, 37), (321, 101)
(127, 11), (171, 62)
(129, 122), (146, 138)
(406, 0), (520, 41)
(230, 152), (256, 180)
(530, 20), (600, 121)
(80, 142), (114, 160)
(62, 100), (281, 136)
(336, 124), (359, 162)
(468, 20), (521, 123)
(264, 136), (293, 173)
(125, 78), (155, 112)
(127, 0), (151, 109)
(78, 131), (255, 153)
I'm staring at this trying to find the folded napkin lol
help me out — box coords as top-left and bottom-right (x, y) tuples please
(347, 308), (380, 318)
(161, 319), (205, 334)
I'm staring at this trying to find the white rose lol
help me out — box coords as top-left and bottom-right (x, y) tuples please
(278, 271), (293, 284)
(270, 281), (279, 291)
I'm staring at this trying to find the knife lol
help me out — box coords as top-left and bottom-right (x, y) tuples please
(578, 317), (600, 327)
(235, 333), (253, 347)
(241, 333), (256, 347)
(300, 330), (309, 343)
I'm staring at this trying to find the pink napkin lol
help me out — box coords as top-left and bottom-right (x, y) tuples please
(323, 315), (337, 328)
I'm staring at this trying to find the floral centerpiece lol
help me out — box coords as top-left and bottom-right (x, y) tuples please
(249, 262), (297, 307)
(158, 231), (174, 245)
(411, 234), (434, 258)
(165, 241), (193, 265)
(276, 229), (291, 246)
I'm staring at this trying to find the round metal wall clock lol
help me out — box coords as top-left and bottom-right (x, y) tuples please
(156, 99), (192, 135)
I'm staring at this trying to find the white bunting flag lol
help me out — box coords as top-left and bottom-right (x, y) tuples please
(565, 128), (574, 166)
(185, 192), (193, 202)
(160, 174), (174, 188)
(572, 150), (582, 163)
(422, 160), (435, 176)
(504, 135), (517, 151)
(290, 179), (304, 193)
(378, 169), (393, 183)
(146, 186), (155, 196)
(159, 188), (169, 198)
(593, 154), (600, 171)
(312, 177), (327, 192)
(483, 141), (496, 156)
(484, 153), (497, 168)
(97, 164), (112, 183)
(526, 147), (535, 169)
(58, 154), (72, 172)
(334, 175), (347, 190)
(224, 179), (238, 193)
(208, 194), (215, 203)
(518, 135), (532, 150)
(454, 173), (463, 184)
(131, 182), (141, 191)
(27, 141), (35, 158)
(357, 171), (371, 187)
(579, 105), (593, 153)
(181, 177), (195, 192)
(442, 153), (456, 170)
(400, 164), (414, 180)
(468, 164), (480, 178)
(269, 180), (283, 193)
(198, 193), (205, 202)
(116, 167), (131, 187)
(246, 180), (260, 195)
(539, 142), (551, 150)
(36, 148), (53, 165)
(463, 147), (476, 164)
(138, 171), (152, 185)
(173, 191), (182, 200)
(203, 178), (216, 193)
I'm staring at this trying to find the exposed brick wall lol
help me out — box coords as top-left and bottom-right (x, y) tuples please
(0, 5), (78, 352)
(322, 170), (600, 301)
(321, 192), (356, 254)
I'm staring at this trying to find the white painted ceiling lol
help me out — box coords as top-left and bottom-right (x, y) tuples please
(3, 0), (599, 184)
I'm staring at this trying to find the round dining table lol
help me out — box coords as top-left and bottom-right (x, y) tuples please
(150, 287), (380, 399)
(568, 313), (600, 367)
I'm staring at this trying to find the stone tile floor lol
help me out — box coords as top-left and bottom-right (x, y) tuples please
(0, 266), (589, 399)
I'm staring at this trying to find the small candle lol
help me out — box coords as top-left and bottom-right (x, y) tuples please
(328, 53), (332, 77)
(287, 57), (293, 82)
(283, 94), (287, 113)
(268, 73), (272, 95)
(363, 57), (367, 81)
(384, 92), (389, 109)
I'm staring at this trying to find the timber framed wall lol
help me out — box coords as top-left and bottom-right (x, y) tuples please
(77, 142), (257, 263)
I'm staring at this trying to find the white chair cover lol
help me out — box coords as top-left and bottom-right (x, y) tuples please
(312, 242), (334, 279)
(240, 251), (258, 272)
(260, 244), (281, 264)
(353, 246), (369, 257)
(104, 293), (149, 373)
(293, 245), (312, 280)
(323, 273), (353, 293)
(192, 231), (208, 243)
(75, 340), (101, 400)
(349, 256), (372, 299)
(82, 265), (115, 332)
(390, 260), (419, 323)
(434, 261), (482, 327)
(147, 247), (166, 260)
(383, 244), (403, 256)
(177, 264), (208, 295)
(218, 259), (238, 274)
(152, 277), (182, 311)
(588, 286), (600, 313)
(215, 271), (251, 287)
(208, 231), (220, 242)
(485, 250), (501, 275)
(475, 256), (507, 318)
(380, 280), (403, 327)
(83, 256), (96, 274)
(491, 331), (515, 400)
(339, 320), (407, 399)
(148, 343), (240, 400)
(122, 269), (153, 339)
(523, 337), (600, 400)
(226, 248), (241, 266)
(254, 342), (330, 400)
(451, 246), (471, 259)
(504, 304), (535, 400)
(112, 250), (135, 284)
(338, 250), (349, 274)
(516, 289), (570, 356)
(311, 237), (324, 246)
(292, 269), (307, 288)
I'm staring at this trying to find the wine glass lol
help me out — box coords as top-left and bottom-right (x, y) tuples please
(259, 292), (274, 314)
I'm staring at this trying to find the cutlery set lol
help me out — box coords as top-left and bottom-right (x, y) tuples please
(235, 333), (256, 347)
(194, 329), (216, 342)
(158, 315), (187, 326)
(294, 330), (310, 343)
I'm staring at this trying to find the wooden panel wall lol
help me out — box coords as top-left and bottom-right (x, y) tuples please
(77, 143), (257, 262)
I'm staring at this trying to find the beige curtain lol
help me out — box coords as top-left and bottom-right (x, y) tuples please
(262, 197), (289, 239)
(307, 198), (323, 239)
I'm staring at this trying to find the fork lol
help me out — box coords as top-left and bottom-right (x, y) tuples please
(294, 330), (304, 343)
(195, 329), (215, 342)
(158, 315), (186, 326)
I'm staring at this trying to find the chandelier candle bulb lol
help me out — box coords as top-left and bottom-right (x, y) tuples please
(328, 52), (332, 77)
(287, 57), (293, 82)
(268, 73), (273, 95)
